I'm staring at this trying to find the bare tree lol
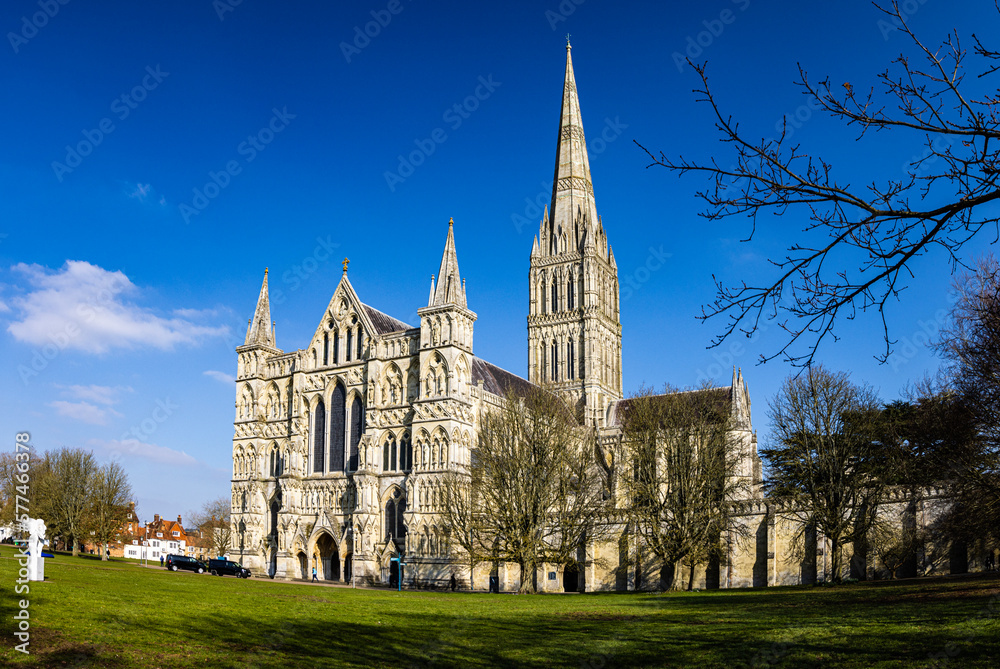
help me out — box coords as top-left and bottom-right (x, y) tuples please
(639, 2), (1000, 367)
(763, 367), (887, 581)
(458, 387), (611, 593)
(441, 467), (487, 590)
(39, 448), (98, 556)
(86, 461), (133, 561)
(188, 496), (233, 558)
(618, 384), (750, 590)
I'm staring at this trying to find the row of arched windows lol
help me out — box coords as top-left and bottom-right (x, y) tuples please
(311, 384), (364, 475)
(383, 434), (412, 473)
(320, 326), (365, 367)
(538, 274), (580, 315)
(541, 337), (582, 383)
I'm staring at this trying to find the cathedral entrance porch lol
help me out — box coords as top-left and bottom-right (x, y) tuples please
(316, 533), (341, 581)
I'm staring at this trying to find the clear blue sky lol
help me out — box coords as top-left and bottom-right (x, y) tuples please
(2, 0), (996, 521)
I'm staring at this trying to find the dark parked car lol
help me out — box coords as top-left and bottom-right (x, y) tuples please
(207, 558), (251, 578)
(165, 554), (206, 574)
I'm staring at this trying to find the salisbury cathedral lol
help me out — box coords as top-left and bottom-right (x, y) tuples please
(228, 46), (946, 591)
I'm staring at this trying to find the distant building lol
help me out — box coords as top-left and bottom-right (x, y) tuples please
(122, 513), (188, 561)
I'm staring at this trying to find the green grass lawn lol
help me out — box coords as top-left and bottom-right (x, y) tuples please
(1, 552), (998, 668)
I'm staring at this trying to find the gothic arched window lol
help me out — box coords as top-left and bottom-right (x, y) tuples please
(313, 400), (326, 473)
(349, 396), (363, 472)
(323, 333), (329, 366)
(346, 329), (353, 362)
(401, 434), (412, 471)
(383, 439), (391, 472)
(385, 489), (407, 540)
(332, 332), (340, 365)
(551, 341), (559, 381)
(551, 282), (559, 313)
(357, 330), (364, 359)
(330, 384), (346, 471)
(568, 341), (575, 381)
(567, 277), (575, 310)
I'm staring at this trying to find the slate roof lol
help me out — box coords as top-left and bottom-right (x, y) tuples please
(471, 357), (534, 397)
(607, 387), (732, 428)
(362, 304), (414, 335)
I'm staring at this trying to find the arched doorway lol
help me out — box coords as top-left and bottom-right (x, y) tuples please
(297, 551), (308, 580)
(316, 533), (340, 581)
(563, 564), (580, 593)
(344, 553), (352, 583)
(388, 560), (399, 588)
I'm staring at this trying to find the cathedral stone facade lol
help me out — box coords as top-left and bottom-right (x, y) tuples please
(231, 44), (890, 590)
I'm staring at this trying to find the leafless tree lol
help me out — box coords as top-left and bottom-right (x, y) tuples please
(639, 2), (1000, 367)
(86, 461), (133, 561)
(451, 387), (611, 593)
(39, 448), (98, 556)
(763, 367), (887, 581)
(188, 496), (233, 558)
(441, 467), (487, 590)
(618, 384), (751, 590)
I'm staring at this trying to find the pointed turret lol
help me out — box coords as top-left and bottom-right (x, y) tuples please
(429, 218), (467, 308)
(547, 40), (599, 251)
(245, 268), (276, 348)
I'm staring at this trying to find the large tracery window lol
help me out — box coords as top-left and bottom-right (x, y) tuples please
(551, 282), (559, 313)
(330, 384), (346, 472)
(385, 489), (407, 540)
(551, 341), (559, 381)
(312, 400), (326, 473)
(346, 329), (353, 362)
(568, 340), (575, 381)
(349, 396), (363, 472)
(567, 277), (575, 310)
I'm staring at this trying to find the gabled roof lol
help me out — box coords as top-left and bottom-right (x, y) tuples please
(607, 387), (733, 428)
(471, 358), (534, 397)
(362, 304), (414, 335)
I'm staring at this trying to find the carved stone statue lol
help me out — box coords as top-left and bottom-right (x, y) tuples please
(23, 517), (47, 581)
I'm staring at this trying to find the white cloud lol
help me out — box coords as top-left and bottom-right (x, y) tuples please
(49, 400), (122, 425)
(89, 438), (200, 467)
(7, 260), (230, 354)
(0, 299), (9, 313)
(203, 370), (235, 384)
(57, 383), (130, 405)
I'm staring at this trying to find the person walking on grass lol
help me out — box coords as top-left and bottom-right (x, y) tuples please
(160, 555), (164, 568)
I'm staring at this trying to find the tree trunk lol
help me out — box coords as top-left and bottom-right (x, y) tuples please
(71, 533), (79, 557)
(830, 535), (841, 583)
(519, 559), (537, 594)
(102, 542), (109, 561)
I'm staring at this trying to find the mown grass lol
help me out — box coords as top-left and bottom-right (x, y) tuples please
(1, 552), (998, 668)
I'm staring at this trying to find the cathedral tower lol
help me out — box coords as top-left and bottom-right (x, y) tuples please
(528, 43), (622, 426)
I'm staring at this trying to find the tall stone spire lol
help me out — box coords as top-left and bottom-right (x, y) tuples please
(547, 40), (599, 254)
(244, 268), (276, 348)
(429, 217), (467, 308)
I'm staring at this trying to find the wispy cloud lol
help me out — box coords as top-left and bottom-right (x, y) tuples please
(6, 260), (230, 354)
(49, 400), (122, 425)
(126, 182), (166, 206)
(89, 438), (200, 467)
(203, 370), (235, 384)
(56, 383), (131, 405)
(0, 299), (9, 313)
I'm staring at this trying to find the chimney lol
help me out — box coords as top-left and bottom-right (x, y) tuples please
(153, 514), (160, 524)
(177, 515), (182, 525)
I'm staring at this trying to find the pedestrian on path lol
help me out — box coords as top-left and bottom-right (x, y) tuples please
(312, 566), (318, 582)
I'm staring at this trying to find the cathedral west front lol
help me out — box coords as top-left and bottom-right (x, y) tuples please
(229, 43), (769, 591)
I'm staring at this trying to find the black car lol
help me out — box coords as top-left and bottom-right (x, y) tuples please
(207, 558), (251, 578)
(165, 554), (206, 574)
